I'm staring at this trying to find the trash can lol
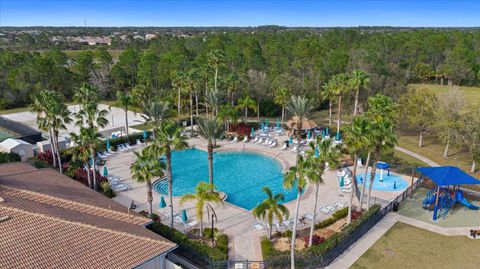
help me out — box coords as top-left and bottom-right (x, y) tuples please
(393, 202), (399, 212)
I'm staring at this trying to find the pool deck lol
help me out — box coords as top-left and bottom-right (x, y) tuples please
(107, 135), (408, 261)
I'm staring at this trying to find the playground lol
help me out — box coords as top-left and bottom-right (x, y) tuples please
(398, 166), (480, 228)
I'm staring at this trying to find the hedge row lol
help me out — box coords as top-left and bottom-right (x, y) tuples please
(261, 204), (382, 265)
(0, 152), (21, 164)
(314, 207), (348, 230)
(148, 222), (228, 262)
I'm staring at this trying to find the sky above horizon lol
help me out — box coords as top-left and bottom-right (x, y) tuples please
(0, 0), (479, 27)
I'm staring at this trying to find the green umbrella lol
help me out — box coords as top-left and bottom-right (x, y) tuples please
(159, 196), (166, 208)
(181, 209), (188, 223)
(103, 166), (108, 177)
(339, 176), (345, 187)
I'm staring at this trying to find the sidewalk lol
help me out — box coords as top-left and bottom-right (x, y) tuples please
(394, 146), (440, 167)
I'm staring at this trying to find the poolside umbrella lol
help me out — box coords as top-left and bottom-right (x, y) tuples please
(260, 121), (264, 130)
(307, 129), (311, 139)
(336, 132), (340, 141)
(276, 118), (280, 128)
(159, 196), (166, 208)
(106, 138), (110, 151)
(325, 127), (329, 135)
(339, 176), (345, 187)
(143, 130), (148, 140)
(321, 130), (325, 139)
(103, 166), (108, 177)
(250, 127), (255, 137)
(314, 146), (319, 158)
(289, 136), (293, 145)
(181, 209), (188, 223)
(266, 118), (269, 126)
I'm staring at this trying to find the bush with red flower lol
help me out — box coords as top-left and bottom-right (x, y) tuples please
(303, 234), (325, 247)
(37, 150), (54, 165)
(351, 210), (363, 221)
(74, 167), (107, 187)
(230, 123), (252, 137)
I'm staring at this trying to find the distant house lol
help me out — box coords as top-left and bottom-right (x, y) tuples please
(0, 138), (33, 161)
(36, 137), (68, 153)
(72, 36), (112, 45)
(145, 33), (157, 40)
(0, 162), (177, 269)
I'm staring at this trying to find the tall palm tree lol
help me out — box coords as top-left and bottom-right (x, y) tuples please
(140, 100), (173, 138)
(186, 68), (199, 133)
(172, 71), (187, 116)
(70, 126), (98, 189)
(330, 73), (350, 134)
(365, 95), (397, 209)
(283, 156), (308, 269)
(180, 181), (223, 237)
(50, 102), (71, 174)
(31, 90), (57, 169)
(252, 187), (289, 239)
(207, 49), (226, 92)
(196, 117), (223, 191)
(343, 115), (370, 223)
(321, 81), (336, 127)
(114, 90), (136, 137)
(236, 95), (257, 122)
(304, 138), (341, 246)
(349, 70), (370, 116)
(130, 149), (165, 215)
(145, 120), (189, 228)
(273, 87), (291, 127)
(206, 89), (223, 118)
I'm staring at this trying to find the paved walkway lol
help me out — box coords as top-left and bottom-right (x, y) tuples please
(395, 146), (440, 167)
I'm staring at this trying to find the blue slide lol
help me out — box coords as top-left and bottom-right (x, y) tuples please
(455, 190), (479, 210)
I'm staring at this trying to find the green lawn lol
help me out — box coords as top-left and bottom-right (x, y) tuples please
(0, 106), (31, 115)
(409, 83), (480, 107)
(351, 222), (480, 269)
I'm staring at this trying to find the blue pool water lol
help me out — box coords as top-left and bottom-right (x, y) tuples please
(356, 171), (408, 191)
(153, 148), (298, 210)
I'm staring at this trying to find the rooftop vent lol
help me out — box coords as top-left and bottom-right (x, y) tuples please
(0, 216), (10, 223)
(0, 196), (5, 203)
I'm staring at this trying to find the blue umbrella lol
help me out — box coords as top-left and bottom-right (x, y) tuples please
(314, 146), (319, 158)
(336, 132), (340, 141)
(103, 166), (108, 177)
(321, 130), (325, 139)
(276, 118), (280, 128)
(159, 196), (166, 208)
(307, 129), (311, 139)
(266, 118), (269, 126)
(181, 209), (188, 223)
(260, 121), (264, 130)
(250, 127), (255, 137)
(339, 176), (345, 187)
(325, 127), (329, 135)
(106, 138), (110, 151)
(143, 130), (148, 140)
(289, 136), (293, 145)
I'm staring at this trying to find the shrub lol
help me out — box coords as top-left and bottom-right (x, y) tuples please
(303, 234), (325, 247)
(149, 222), (228, 262)
(283, 229), (292, 238)
(73, 167), (107, 187)
(37, 150), (54, 165)
(315, 207), (348, 229)
(100, 181), (116, 198)
(28, 157), (50, 168)
(0, 152), (21, 163)
(204, 227), (218, 239)
(149, 213), (160, 221)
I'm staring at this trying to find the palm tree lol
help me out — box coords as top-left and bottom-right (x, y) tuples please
(206, 89), (223, 118)
(180, 181), (223, 237)
(236, 95), (257, 122)
(130, 149), (165, 215)
(70, 126), (98, 189)
(196, 117), (223, 190)
(365, 95), (397, 209)
(343, 115), (370, 223)
(321, 81), (336, 127)
(114, 90), (136, 137)
(349, 70), (370, 116)
(186, 68), (199, 133)
(273, 87), (291, 127)
(330, 73), (350, 134)
(252, 187), (289, 239)
(140, 100), (173, 138)
(283, 156), (308, 269)
(218, 105), (238, 132)
(145, 120), (189, 228)
(207, 49), (226, 92)
(304, 138), (341, 246)
(172, 71), (187, 116)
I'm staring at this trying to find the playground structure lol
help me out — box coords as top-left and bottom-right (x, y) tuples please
(422, 188), (479, 220)
(417, 166), (480, 221)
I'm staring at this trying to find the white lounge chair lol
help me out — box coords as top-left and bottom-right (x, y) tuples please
(111, 183), (129, 192)
(253, 223), (264, 230)
(233, 136), (238, 142)
(303, 213), (314, 221)
(136, 139), (143, 146)
(269, 141), (277, 147)
(280, 144), (287, 150)
(264, 139), (272, 145)
(117, 144), (125, 152)
(242, 136), (248, 142)
(124, 143), (133, 149)
(290, 146), (297, 152)
(252, 136), (258, 142)
(256, 138), (264, 144)
(103, 151), (111, 157)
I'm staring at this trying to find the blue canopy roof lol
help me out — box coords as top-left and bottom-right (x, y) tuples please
(417, 166), (480, 186)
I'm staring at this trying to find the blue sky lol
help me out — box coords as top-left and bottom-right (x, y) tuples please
(1, 0), (479, 27)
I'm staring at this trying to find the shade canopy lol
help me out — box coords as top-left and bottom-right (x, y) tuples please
(103, 166), (108, 176)
(181, 209), (188, 222)
(417, 166), (480, 186)
(286, 117), (318, 130)
(159, 196), (166, 208)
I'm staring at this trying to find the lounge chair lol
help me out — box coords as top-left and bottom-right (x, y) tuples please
(103, 151), (111, 157)
(303, 213), (314, 221)
(97, 152), (107, 160)
(124, 143), (132, 149)
(251, 136), (258, 142)
(111, 183), (129, 192)
(334, 202), (345, 209)
(242, 136), (248, 142)
(117, 144), (125, 152)
(136, 139), (143, 146)
(253, 223), (264, 230)
(269, 141), (277, 147)
(107, 148), (115, 155)
(320, 207), (331, 214)
(233, 136), (238, 142)
(263, 139), (271, 145)
(280, 144), (287, 150)
(290, 146), (297, 152)
(256, 138), (264, 144)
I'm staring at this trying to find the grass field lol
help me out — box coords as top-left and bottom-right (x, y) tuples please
(0, 106), (31, 115)
(351, 222), (480, 269)
(409, 83), (480, 107)
(63, 49), (123, 60)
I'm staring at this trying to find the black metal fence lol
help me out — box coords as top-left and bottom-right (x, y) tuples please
(0, 116), (42, 144)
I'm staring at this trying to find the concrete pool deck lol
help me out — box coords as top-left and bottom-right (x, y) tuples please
(107, 135), (408, 261)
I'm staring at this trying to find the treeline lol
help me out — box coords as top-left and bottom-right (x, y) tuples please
(0, 29), (479, 110)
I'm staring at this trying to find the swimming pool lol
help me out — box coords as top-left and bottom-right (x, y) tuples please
(152, 148), (298, 210)
(356, 171), (409, 191)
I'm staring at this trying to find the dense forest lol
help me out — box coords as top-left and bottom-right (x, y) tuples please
(0, 28), (479, 112)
